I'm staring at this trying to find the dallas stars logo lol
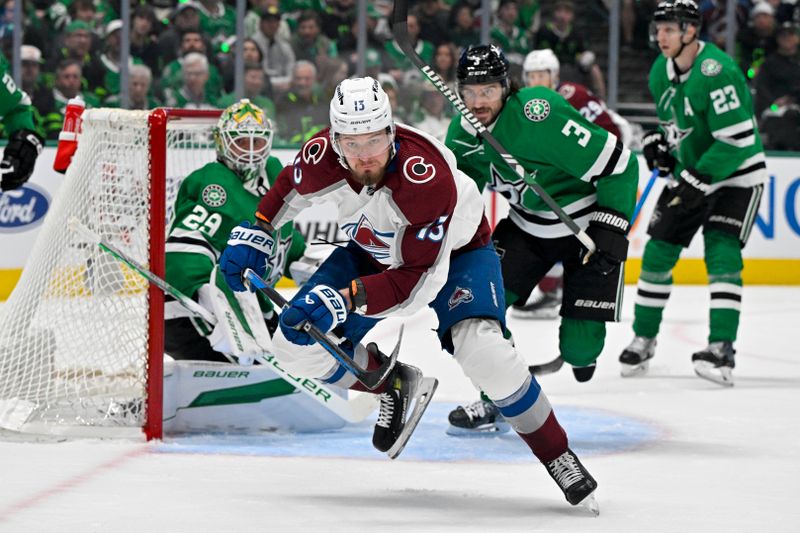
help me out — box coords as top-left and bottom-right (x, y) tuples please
(661, 121), (693, 152)
(524, 98), (550, 122)
(489, 162), (530, 206)
(231, 101), (266, 125)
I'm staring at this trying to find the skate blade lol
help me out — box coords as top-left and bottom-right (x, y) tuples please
(620, 360), (650, 378)
(445, 421), (511, 436)
(386, 377), (438, 460)
(693, 361), (734, 387)
(578, 493), (600, 516)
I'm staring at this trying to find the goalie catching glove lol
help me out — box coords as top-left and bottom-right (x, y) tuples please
(219, 221), (276, 291)
(1, 129), (44, 191)
(280, 285), (348, 346)
(584, 208), (630, 276)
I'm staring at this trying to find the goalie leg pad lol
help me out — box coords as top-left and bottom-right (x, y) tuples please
(195, 266), (274, 361)
(271, 326), (340, 380)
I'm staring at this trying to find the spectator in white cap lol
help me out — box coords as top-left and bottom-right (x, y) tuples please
(97, 19), (142, 102)
(737, 1), (778, 77)
(21, 46), (45, 103)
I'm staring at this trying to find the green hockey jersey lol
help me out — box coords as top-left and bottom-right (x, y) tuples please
(649, 42), (767, 191)
(165, 157), (306, 312)
(0, 53), (37, 135)
(445, 86), (638, 239)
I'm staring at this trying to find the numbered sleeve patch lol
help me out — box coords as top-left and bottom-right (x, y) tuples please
(201, 184), (227, 207)
(524, 99), (551, 122)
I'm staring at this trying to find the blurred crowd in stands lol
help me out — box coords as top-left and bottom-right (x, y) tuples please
(5, 0), (800, 150)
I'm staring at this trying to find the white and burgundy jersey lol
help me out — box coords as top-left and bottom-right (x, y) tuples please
(557, 81), (621, 139)
(256, 124), (491, 318)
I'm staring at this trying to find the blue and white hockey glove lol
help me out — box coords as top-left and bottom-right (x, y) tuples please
(219, 221), (276, 292)
(584, 208), (630, 276)
(279, 285), (348, 345)
(667, 167), (711, 213)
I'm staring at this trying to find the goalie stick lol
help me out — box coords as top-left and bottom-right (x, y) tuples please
(242, 268), (399, 391)
(390, 0), (595, 255)
(67, 218), (377, 424)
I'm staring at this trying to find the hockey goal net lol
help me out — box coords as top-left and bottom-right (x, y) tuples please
(0, 108), (221, 440)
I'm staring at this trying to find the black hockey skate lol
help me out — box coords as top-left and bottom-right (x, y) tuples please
(446, 399), (510, 435)
(372, 361), (438, 459)
(572, 362), (597, 383)
(510, 287), (562, 319)
(619, 336), (657, 377)
(544, 448), (599, 515)
(692, 341), (735, 387)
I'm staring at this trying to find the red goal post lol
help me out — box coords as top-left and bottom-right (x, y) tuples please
(0, 108), (222, 440)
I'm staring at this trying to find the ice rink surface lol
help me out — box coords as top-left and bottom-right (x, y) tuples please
(0, 285), (798, 532)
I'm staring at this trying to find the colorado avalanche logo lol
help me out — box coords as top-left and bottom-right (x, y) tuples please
(558, 84), (576, 100)
(302, 137), (327, 165)
(402, 156), (436, 184)
(448, 287), (474, 310)
(342, 214), (394, 261)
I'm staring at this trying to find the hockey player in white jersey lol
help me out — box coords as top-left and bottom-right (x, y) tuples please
(219, 77), (599, 510)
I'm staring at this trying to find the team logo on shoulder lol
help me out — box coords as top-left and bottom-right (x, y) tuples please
(524, 99), (550, 122)
(700, 59), (722, 77)
(448, 287), (474, 310)
(402, 155), (436, 184)
(201, 184), (226, 207)
(302, 137), (327, 165)
(558, 84), (575, 100)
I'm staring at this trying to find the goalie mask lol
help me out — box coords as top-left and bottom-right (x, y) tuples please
(214, 99), (273, 182)
(329, 76), (396, 169)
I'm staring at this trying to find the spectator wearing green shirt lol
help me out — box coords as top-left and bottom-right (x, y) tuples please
(104, 64), (161, 110)
(289, 10), (337, 71)
(196, 0), (237, 48)
(161, 30), (223, 103)
(217, 64), (277, 120)
(163, 52), (218, 109)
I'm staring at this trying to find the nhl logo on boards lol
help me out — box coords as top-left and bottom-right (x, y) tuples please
(201, 184), (226, 207)
(700, 59), (722, 77)
(524, 99), (550, 122)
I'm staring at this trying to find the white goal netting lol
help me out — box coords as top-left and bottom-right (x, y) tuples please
(0, 109), (219, 438)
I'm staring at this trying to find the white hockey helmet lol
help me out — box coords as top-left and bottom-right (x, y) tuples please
(523, 49), (560, 86)
(329, 77), (395, 165)
(213, 99), (273, 179)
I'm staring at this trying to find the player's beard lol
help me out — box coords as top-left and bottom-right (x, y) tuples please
(350, 163), (385, 186)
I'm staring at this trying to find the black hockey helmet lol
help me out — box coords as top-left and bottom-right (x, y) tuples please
(456, 44), (510, 87)
(652, 0), (700, 28)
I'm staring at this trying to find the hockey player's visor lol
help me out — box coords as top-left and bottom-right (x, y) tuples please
(338, 131), (393, 158)
(460, 85), (502, 104)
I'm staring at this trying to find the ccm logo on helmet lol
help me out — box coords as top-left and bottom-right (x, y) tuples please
(402, 156), (436, 184)
(302, 137), (327, 165)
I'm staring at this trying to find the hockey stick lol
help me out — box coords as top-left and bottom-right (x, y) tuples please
(631, 168), (660, 225)
(67, 218), (377, 423)
(390, 0), (595, 254)
(242, 268), (399, 391)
